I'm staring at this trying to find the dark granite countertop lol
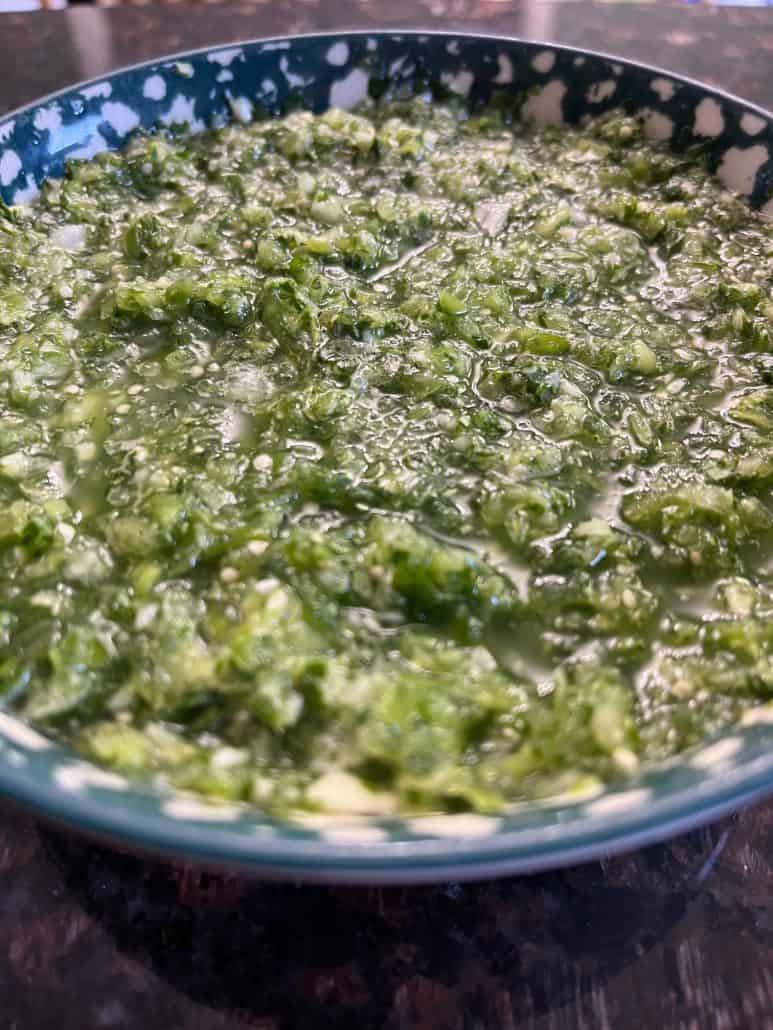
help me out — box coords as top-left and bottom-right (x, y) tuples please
(2, 4), (773, 1027)
(3, 0), (773, 116)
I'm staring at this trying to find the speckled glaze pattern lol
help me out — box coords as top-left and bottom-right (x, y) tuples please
(2, 34), (773, 208)
(1, 33), (773, 882)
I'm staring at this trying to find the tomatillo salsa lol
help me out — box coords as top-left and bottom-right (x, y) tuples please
(0, 97), (772, 815)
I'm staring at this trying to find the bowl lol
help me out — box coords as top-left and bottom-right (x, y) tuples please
(1, 33), (772, 883)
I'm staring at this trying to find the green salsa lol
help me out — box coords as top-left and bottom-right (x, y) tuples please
(0, 96), (772, 815)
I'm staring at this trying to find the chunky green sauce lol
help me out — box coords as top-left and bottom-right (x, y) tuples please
(0, 96), (772, 815)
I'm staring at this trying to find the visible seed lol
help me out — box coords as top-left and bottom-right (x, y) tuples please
(76, 441), (97, 462)
(56, 523), (76, 545)
(613, 748), (639, 774)
(134, 604), (158, 630)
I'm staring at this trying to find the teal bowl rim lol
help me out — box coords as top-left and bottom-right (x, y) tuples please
(2, 708), (773, 883)
(1, 31), (772, 883)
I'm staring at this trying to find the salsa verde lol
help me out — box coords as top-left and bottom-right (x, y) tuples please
(0, 96), (772, 815)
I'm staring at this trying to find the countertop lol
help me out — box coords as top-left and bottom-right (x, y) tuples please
(2, 3), (773, 1028)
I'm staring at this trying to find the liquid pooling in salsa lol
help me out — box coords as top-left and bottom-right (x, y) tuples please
(0, 97), (772, 815)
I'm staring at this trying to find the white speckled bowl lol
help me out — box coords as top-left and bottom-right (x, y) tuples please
(1, 33), (772, 883)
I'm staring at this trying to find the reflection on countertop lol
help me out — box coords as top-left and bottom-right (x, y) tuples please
(1, 798), (773, 1028)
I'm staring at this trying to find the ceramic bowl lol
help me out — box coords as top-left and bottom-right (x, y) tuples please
(1, 33), (772, 883)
